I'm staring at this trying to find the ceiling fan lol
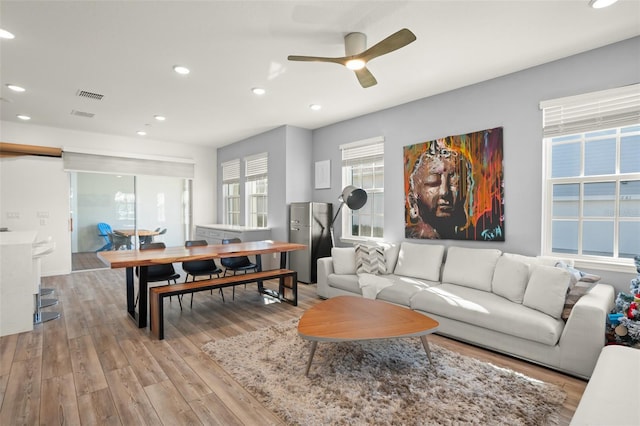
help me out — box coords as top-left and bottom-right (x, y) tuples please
(287, 28), (417, 88)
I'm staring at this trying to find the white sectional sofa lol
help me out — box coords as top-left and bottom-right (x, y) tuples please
(316, 242), (616, 379)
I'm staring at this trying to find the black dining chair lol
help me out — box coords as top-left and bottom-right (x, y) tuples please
(182, 240), (224, 307)
(221, 238), (258, 299)
(135, 242), (182, 310)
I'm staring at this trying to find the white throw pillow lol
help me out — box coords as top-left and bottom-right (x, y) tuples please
(331, 247), (356, 275)
(393, 242), (445, 281)
(378, 242), (400, 275)
(355, 242), (387, 275)
(442, 247), (502, 292)
(522, 265), (572, 319)
(491, 256), (530, 303)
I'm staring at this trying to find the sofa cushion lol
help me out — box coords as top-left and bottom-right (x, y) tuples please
(442, 247), (502, 292)
(331, 247), (356, 275)
(523, 265), (572, 319)
(394, 242), (445, 281)
(491, 256), (530, 303)
(379, 242), (400, 274)
(327, 273), (360, 293)
(355, 242), (387, 275)
(377, 274), (440, 306)
(410, 283), (565, 346)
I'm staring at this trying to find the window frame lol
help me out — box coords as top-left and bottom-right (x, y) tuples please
(221, 159), (240, 226)
(540, 85), (640, 272)
(244, 153), (268, 228)
(339, 136), (385, 242)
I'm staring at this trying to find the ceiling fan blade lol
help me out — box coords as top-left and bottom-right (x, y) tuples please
(287, 55), (347, 66)
(359, 28), (416, 63)
(354, 67), (377, 88)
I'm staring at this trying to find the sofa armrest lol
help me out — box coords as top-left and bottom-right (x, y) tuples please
(558, 283), (615, 378)
(317, 257), (334, 299)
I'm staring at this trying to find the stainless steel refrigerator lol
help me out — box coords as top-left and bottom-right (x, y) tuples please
(289, 202), (332, 283)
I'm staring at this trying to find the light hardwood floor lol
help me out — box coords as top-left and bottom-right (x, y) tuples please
(0, 268), (587, 425)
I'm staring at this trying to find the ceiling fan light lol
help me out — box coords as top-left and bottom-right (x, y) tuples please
(345, 59), (366, 70)
(0, 29), (15, 39)
(6, 84), (26, 92)
(589, 0), (618, 8)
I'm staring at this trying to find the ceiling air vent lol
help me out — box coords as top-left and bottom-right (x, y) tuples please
(76, 90), (104, 101)
(71, 110), (95, 118)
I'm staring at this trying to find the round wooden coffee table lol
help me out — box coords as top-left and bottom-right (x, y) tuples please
(298, 295), (440, 376)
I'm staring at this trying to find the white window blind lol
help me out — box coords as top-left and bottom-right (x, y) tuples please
(62, 149), (194, 179)
(340, 136), (384, 166)
(540, 84), (640, 137)
(245, 153), (268, 178)
(222, 159), (240, 182)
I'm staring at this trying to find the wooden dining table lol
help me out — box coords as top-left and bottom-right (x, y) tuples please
(98, 240), (307, 328)
(114, 229), (160, 237)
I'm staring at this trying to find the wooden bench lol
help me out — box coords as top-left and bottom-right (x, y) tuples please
(149, 269), (297, 339)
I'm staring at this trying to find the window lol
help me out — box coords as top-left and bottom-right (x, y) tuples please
(340, 136), (384, 239)
(221, 159), (240, 225)
(245, 153), (268, 228)
(541, 84), (640, 267)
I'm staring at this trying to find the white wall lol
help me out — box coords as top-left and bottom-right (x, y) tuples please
(0, 121), (217, 275)
(0, 156), (71, 276)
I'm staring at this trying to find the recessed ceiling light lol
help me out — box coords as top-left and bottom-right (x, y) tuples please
(154, 115), (166, 121)
(6, 84), (25, 92)
(173, 65), (190, 75)
(589, 0), (618, 8)
(309, 104), (322, 111)
(252, 87), (266, 95)
(0, 29), (15, 39)
(137, 130), (147, 136)
(17, 114), (31, 120)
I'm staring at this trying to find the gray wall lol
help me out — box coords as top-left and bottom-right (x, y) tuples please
(310, 37), (639, 292)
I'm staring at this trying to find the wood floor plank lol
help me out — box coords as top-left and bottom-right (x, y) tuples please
(41, 312), (73, 380)
(0, 333), (18, 376)
(89, 324), (129, 372)
(0, 357), (42, 425)
(144, 379), (203, 425)
(188, 393), (244, 426)
(77, 388), (120, 425)
(0, 269), (587, 425)
(40, 372), (81, 426)
(13, 325), (43, 361)
(68, 334), (108, 396)
(143, 339), (211, 402)
(104, 366), (162, 426)
(183, 351), (284, 426)
(118, 339), (168, 387)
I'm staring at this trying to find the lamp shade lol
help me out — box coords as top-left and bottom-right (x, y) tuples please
(341, 185), (368, 210)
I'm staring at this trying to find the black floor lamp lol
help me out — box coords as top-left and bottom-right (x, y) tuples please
(330, 185), (368, 246)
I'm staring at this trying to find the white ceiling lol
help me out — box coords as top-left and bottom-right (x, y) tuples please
(1, 1), (639, 148)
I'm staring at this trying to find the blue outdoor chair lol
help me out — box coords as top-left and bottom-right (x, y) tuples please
(97, 222), (113, 251)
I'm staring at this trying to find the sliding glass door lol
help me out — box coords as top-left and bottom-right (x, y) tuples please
(70, 172), (191, 271)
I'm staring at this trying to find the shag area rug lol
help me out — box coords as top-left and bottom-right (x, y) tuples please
(202, 319), (566, 426)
